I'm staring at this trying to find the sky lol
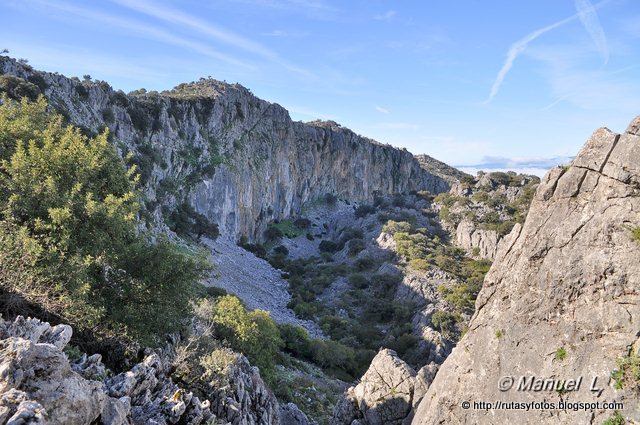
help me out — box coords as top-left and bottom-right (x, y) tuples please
(1, 0), (639, 176)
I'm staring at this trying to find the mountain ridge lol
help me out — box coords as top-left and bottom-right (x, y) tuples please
(0, 55), (456, 242)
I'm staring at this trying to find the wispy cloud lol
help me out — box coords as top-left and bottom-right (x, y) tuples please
(456, 155), (574, 176)
(109, 0), (314, 78)
(575, 0), (609, 64)
(459, 155), (573, 169)
(26, 0), (253, 69)
(375, 106), (390, 114)
(527, 45), (640, 111)
(485, 16), (575, 103)
(375, 10), (396, 21)
(485, 0), (611, 103)
(262, 29), (309, 38)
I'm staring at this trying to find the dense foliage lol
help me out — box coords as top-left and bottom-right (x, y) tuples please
(0, 97), (211, 356)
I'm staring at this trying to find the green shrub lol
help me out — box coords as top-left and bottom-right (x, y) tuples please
(279, 324), (313, 359)
(355, 204), (376, 218)
(323, 193), (337, 205)
(555, 347), (567, 361)
(319, 240), (339, 253)
(0, 97), (212, 348)
(633, 227), (640, 243)
(348, 273), (369, 289)
(264, 225), (284, 241)
(431, 310), (461, 337)
(382, 220), (413, 235)
(347, 238), (366, 256)
(212, 295), (282, 385)
(612, 352), (640, 394)
(200, 347), (239, 386)
(0, 75), (41, 101)
(603, 411), (625, 425)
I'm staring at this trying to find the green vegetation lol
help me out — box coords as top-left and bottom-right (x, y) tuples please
(612, 352), (640, 394)
(0, 75), (41, 101)
(0, 96), (212, 361)
(632, 227), (640, 243)
(354, 204), (376, 218)
(434, 172), (539, 236)
(165, 202), (219, 240)
(603, 411), (625, 425)
(431, 310), (461, 338)
(212, 295), (282, 385)
(555, 347), (568, 361)
(495, 329), (504, 339)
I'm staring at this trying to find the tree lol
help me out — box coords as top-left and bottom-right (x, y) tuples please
(0, 96), (212, 344)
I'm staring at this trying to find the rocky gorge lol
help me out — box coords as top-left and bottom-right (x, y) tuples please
(0, 53), (639, 425)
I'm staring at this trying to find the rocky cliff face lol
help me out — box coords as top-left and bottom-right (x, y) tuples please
(413, 117), (640, 424)
(0, 56), (448, 241)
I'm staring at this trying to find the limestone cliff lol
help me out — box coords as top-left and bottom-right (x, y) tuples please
(413, 117), (640, 424)
(0, 56), (448, 241)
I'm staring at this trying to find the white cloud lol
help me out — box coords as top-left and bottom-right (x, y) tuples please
(375, 106), (390, 114)
(575, 0), (609, 64)
(456, 155), (574, 177)
(109, 0), (315, 77)
(485, 15), (575, 104)
(485, 0), (612, 103)
(375, 10), (396, 21)
(27, 0), (254, 69)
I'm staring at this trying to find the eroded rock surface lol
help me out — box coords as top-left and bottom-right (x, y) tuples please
(0, 315), (301, 425)
(332, 349), (437, 425)
(413, 117), (640, 424)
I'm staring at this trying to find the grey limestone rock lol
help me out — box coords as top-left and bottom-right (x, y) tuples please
(332, 350), (436, 425)
(0, 56), (449, 243)
(412, 117), (640, 424)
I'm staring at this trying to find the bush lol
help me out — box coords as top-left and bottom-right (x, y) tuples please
(319, 240), (339, 253)
(431, 310), (461, 338)
(0, 75), (41, 101)
(264, 225), (284, 241)
(603, 411), (625, 425)
(355, 204), (376, 218)
(612, 352), (640, 394)
(0, 97), (212, 348)
(633, 227), (640, 243)
(323, 193), (337, 205)
(212, 295), (282, 385)
(200, 347), (239, 386)
(279, 324), (313, 359)
(274, 245), (289, 256)
(347, 238), (366, 256)
(382, 220), (413, 235)
(348, 273), (369, 289)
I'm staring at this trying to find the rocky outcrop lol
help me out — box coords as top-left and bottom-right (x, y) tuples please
(0, 56), (448, 242)
(435, 172), (539, 260)
(413, 117), (640, 424)
(0, 315), (297, 425)
(455, 219), (500, 259)
(332, 349), (436, 425)
(414, 154), (470, 186)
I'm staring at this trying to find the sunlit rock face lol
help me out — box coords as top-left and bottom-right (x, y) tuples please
(413, 117), (640, 424)
(0, 56), (448, 242)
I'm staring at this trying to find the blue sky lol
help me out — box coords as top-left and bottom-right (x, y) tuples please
(1, 0), (639, 175)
